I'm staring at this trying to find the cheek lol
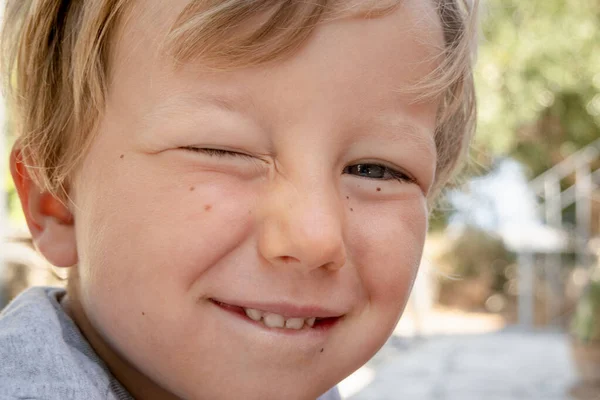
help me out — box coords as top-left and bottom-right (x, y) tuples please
(352, 199), (427, 310)
(332, 199), (427, 377)
(73, 154), (258, 299)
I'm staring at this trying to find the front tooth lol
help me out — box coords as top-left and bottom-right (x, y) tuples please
(263, 313), (285, 328)
(285, 318), (305, 330)
(306, 317), (316, 327)
(244, 308), (263, 322)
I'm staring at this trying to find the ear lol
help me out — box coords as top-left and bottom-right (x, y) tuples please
(10, 148), (78, 268)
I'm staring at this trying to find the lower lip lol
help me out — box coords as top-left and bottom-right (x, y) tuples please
(210, 299), (341, 335)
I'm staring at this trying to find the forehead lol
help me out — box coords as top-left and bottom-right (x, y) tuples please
(108, 0), (444, 149)
(112, 0), (444, 76)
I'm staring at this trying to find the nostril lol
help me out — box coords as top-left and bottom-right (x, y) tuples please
(321, 261), (335, 270)
(321, 258), (345, 271)
(280, 255), (299, 263)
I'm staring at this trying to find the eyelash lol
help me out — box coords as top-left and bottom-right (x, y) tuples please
(343, 164), (415, 184)
(181, 147), (415, 184)
(182, 147), (254, 160)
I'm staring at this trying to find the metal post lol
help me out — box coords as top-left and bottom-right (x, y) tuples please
(518, 252), (535, 329)
(544, 176), (562, 228)
(576, 163), (592, 268)
(544, 253), (561, 326)
(544, 177), (562, 326)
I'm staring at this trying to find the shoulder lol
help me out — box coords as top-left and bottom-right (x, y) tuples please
(0, 287), (119, 399)
(0, 286), (67, 361)
(0, 286), (64, 333)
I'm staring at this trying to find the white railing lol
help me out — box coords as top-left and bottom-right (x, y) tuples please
(517, 138), (600, 328)
(532, 138), (600, 265)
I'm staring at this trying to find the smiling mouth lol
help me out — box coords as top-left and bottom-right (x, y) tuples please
(210, 299), (342, 331)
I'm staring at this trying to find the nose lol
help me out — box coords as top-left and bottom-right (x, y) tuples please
(257, 179), (347, 272)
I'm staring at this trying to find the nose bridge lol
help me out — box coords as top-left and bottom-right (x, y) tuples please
(259, 170), (347, 271)
(292, 181), (342, 247)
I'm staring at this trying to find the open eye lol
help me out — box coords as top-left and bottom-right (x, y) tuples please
(343, 163), (415, 184)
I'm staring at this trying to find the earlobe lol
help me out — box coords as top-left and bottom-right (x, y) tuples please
(9, 149), (78, 268)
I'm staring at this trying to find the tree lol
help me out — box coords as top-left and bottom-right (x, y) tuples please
(474, 0), (600, 178)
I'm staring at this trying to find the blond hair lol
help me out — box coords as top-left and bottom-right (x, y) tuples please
(1, 0), (477, 200)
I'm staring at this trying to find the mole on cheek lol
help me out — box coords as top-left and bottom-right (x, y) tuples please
(346, 196), (350, 200)
(142, 312), (145, 316)
(119, 154), (124, 159)
(320, 348), (324, 353)
(377, 188), (381, 192)
(350, 208), (354, 212)
(204, 204), (212, 211)
(190, 186), (195, 191)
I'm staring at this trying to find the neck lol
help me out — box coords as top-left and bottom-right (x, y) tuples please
(63, 270), (180, 400)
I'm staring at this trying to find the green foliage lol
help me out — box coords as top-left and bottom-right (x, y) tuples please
(438, 227), (515, 291)
(475, 0), (600, 178)
(571, 276), (600, 343)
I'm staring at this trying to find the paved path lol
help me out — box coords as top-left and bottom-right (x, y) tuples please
(341, 330), (579, 400)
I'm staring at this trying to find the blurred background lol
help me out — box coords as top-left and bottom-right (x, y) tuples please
(1, 0), (599, 399)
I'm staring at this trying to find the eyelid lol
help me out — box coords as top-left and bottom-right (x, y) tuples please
(180, 146), (254, 159)
(385, 165), (416, 183)
(376, 162), (415, 182)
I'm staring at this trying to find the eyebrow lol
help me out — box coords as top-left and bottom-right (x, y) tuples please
(192, 91), (256, 114)
(367, 115), (438, 159)
(144, 92), (437, 160)
(145, 90), (257, 124)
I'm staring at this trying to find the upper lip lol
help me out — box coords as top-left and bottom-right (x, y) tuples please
(211, 298), (346, 319)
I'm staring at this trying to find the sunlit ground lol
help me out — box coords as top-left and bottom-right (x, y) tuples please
(394, 305), (507, 337)
(338, 306), (507, 398)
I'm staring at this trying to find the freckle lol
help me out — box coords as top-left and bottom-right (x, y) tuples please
(346, 196), (350, 200)
(320, 348), (324, 353)
(119, 154), (124, 159)
(377, 188), (381, 192)
(248, 210), (252, 215)
(142, 312), (145, 316)
(190, 186), (195, 191)
(204, 205), (212, 211)
(350, 208), (354, 212)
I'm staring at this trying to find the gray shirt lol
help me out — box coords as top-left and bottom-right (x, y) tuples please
(0, 287), (341, 400)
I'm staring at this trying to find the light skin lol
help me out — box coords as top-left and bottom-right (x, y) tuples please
(12, 0), (443, 399)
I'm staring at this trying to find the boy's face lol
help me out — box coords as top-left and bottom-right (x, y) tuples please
(64, 0), (442, 398)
